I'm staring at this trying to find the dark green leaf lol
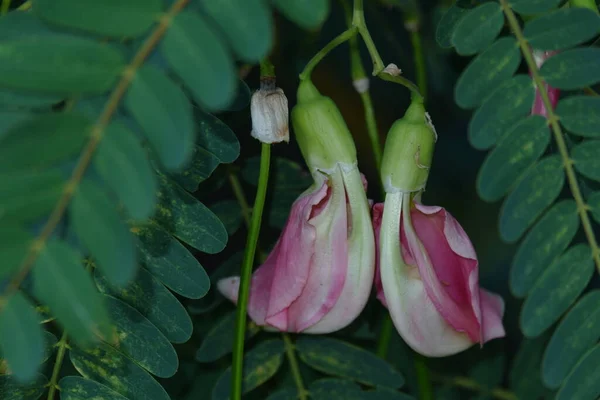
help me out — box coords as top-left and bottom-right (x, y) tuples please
(95, 267), (193, 344)
(196, 109), (240, 164)
(572, 140), (600, 181)
(161, 11), (236, 110)
(94, 121), (157, 220)
(0, 90), (62, 109)
(296, 337), (404, 389)
(509, 336), (549, 399)
(0, 36), (124, 94)
(468, 74), (535, 150)
(196, 311), (260, 363)
(455, 37), (521, 109)
(309, 378), (362, 399)
(72, 180), (137, 287)
(541, 48), (600, 90)
(210, 200), (243, 236)
(451, 3), (504, 56)
(34, 0), (162, 38)
(211, 339), (285, 400)
(0, 112), (91, 173)
(59, 376), (127, 400)
(0, 111), (34, 135)
(102, 295), (178, 378)
(0, 292), (44, 382)
(510, 200), (579, 298)
(477, 115), (550, 202)
(499, 155), (564, 243)
(510, 0), (561, 15)
(154, 174), (228, 253)
(70, 341), (170, 400)
(0, 374), (47, 400)
(266, 388), (298, 400)
(33, 240), (110, 345)
(271, 0), (330, 30)
(169, 145), (220, 192)
(542, 290), (600, 389)
(556, 343), (600, 400)
(0, 11), (52, 40)
(556, 96), (600, 137)
(125, 66), (195, 170)
(135, 222), (210, 299)
(589, 191), (600, 224)
(468, 353), (505, 390)
(198, 0), (272, 62)
(0, 169), (65, 223)
(520, 244), (594, 338)
(41, 331), (58, 364)
(0, 226), (32, 280)
(524, 8), (600, 51)
(222, 80), (252, 111)
(436, 5), (471, 48)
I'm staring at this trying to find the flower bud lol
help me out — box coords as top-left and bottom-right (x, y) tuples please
(381, 98), (436, 193)
(251, 78), (289, 144)
(291, 80), (357, 172)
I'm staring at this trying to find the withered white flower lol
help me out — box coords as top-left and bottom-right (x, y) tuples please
(251, 82), (289, 144)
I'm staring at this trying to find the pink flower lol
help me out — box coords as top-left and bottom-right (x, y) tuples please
(373, 195), (505, 357)
(531, 50), (560, 117)
(218, 165), (375, 333)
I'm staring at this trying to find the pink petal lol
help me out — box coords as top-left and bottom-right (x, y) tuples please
(480, 289), (506, 342)
(372, 203), (386, 306)
(286, 169), (349, 332)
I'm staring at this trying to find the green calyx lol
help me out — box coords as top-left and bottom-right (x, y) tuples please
(381, 97), (436, 193)
(291, 80), (357, 171)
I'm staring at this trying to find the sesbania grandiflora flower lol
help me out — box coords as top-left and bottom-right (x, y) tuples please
(218, 80), (375, 333)
(250, 77), (289, 143)
(373, 98), (505, 357)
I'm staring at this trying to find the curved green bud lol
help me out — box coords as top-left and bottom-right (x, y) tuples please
(291, 80), (357, 171)
(381, 98), (436, 193)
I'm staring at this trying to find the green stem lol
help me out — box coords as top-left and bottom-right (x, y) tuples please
(282, 334), (308, 400)
(375, 316), (393, 358)
(352, 0), (386, 75)
(47, 330), (68, 400)
(1, 0), (11, 15)
(377, 71), (423, 101)
(0, 0), (192, 311)
(231, 143), (271, 400)
(414, 354), (434, 400)
(299, 27), (358, 81)
(500, 0), (600, 273)
(228, 169), (252, 228)
(260, 58), (275, 78)
(407, 22), (427, 99)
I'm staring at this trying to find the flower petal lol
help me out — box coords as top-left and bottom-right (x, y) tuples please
(480, 289), (506, 342)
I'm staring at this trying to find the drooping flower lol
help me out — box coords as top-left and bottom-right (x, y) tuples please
(374, 98), (505, 357)
(218, 80), (375, 333)
(531, 50), (560, 118)
(251, 77), (289, 143)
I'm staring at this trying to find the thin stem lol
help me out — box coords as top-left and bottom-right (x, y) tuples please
(434, 374), (518, 400)
(299, 27), (358, 81)
(0, 0), (191, 310)
(1, 0), (11, 15)
(282, 334), (308, 400)
(352, 0), (385, 75)
(375, 316), (393, 358)
(408, 23), (427, 99)
(414, 354), (434, 400)
(231, 143), (271, 400)
(377, 71), (423, 101)
(228, 169), (252, 227)
(46, 330), (69, 400)
(259, 58), (275, 78)
(500, 0), (600, 273)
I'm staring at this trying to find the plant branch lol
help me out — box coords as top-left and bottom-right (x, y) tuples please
(405, 13), (427, 99)
(282, 334), (308, 400)
(352, 0), (386, 75)
(231, 143), (271, 400)
(228, 169), (252, 228)
(1, 0), (11, 15)
(0, 0), (192, 310)
(46, 330), (68, 400)
(500, 0), (600, 273)
(299, 27), (358, 81)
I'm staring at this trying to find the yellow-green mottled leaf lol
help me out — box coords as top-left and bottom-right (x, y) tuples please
(0, 36), (124, 94)
(210, 200), (243, 236)
(572, 139), (600, 182)
(499, 155), (564, 243)
(510, 200), (579, 298)
(523, 8), (600, 51)
(477, 115), (550, 202)
(451, 3), (504, 56)
(509, 336), (549, 400)
(510, 0), (561, 15)
(542, 290), (600, 389)
(196, 109), (240, 164)
(60, 376), (127, 400)
(520, 244), (594, 338)
(154, 174), (227, 253)
(32, 240), (110, 345)
(40, 331), (58, 364)
(436, 5), (471, 48)
(95, 268), (193, 344)
(296, 337), (404, 389)
(0, 373), (47, 400)
(169, 145), (220, 192)
(0, 226), (33, 280)
(556, 96), (600, 137)
(540, 48), (600, 90)
(70, 341), (169, 400)
(34, 0), (162, 38)
(556, 343), (600, 400)
(102, 295), (178, 378)
(212, 339), (285, 400)
(455, 37), (521, 109)
(135, 222), (210, 299)
(0, 292), (44, 382)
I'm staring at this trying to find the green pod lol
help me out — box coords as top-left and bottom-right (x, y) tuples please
(291, 80), (357, 171)
(381, 98), (436, 193)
